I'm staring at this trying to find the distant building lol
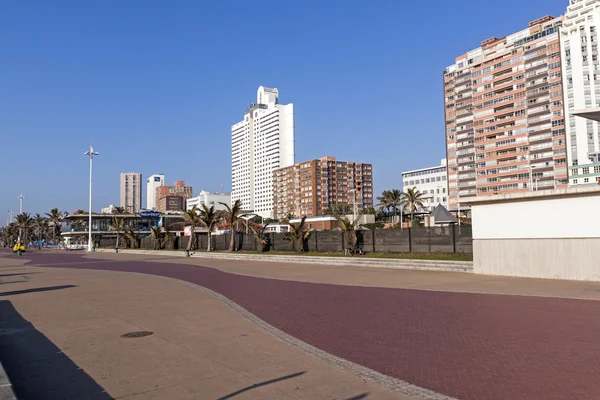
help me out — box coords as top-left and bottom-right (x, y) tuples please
(146, 174), (164, 210)
(155, 180), (193, 213)
(101, 204), (118, 214)
(186, 191), (231, 212)
(273, 156), (374, 220)
(120, 172), (142, 213)
(560, 0), (600, 186)
(231, 86), (295, 218)
(401, 159), (448, 212)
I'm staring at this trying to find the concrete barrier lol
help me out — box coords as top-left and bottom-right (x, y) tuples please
(95, 248), (473, 273)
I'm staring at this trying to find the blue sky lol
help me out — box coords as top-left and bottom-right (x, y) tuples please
(0, 0), (567, 219)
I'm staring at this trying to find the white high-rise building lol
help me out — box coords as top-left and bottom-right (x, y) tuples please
(120, 172), (142, 213)
(561, 0), (600, 186)
(401, 159), (449, 212)
(186, 191), (231, 212)
(146, 174), (164, 210)
(231, 86), (295, 218)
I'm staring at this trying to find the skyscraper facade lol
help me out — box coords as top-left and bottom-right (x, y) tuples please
(444, 15), (568, 209)
(560, 0), (600, 186)
(231, 86), (295, 218)
(146, 174), (164, 210)
(119, 172), (142, 213)
(273, 156), (373, 220)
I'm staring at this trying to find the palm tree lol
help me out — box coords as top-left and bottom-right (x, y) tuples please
(150, 226), (162, 250)
(183, 205), (202, 251)
(45, 208), (63, 245)
(108, 216), (124, 249)
(33, 214), (46, 249)
(284, 216), (312, 252)
(74, 209), (86, 215)
(162, 227), (175, 250)
(219, 200), (248, 251)
(335, 215), (362, 256)
(123, 226), (138, 249)
(198, 204), (219, 252)
(325, 204), (352, 216)
(114, 206), (125, 214)
(400, 187), (426, 224)
(376, 189), (403, 222)
(15, 213), (34, 246)
(249, 223), (271, 252)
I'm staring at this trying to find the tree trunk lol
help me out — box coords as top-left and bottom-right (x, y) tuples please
(186, 228), (194, 251)
(207, 232), (212, 252)
(116, 233), (120, 249)
(228, 227), (235, 251)
(38, 227), (41, 249)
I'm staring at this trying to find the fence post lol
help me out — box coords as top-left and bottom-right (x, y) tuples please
(314, 230), (318, 252)
(341, 231), (345, 254)
(408, 227), (412, 253)
(372, 229), (376, 253)
(428, 227), (431, 253)
(271, 232), (275, 251)
(452, 224), (457, 253)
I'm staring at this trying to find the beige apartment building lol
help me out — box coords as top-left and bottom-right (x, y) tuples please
(119, 172), (142, 213)
(273, 156), (373, 219)
(444, 15), (569, 209)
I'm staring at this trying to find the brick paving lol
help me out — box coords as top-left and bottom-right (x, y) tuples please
(4, 250), (600, 400)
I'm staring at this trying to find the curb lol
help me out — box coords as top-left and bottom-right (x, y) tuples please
(94, 248), (473, 273)
(0, 360), (17, 400)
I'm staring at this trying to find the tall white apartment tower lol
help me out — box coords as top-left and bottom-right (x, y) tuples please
(231, 86), (295, 218)
(146, 174), (164, 210)
(561, 0), (600, 186)
(120, 172), (142, 213)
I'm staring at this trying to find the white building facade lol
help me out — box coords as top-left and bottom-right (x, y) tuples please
(561, 0), (600, 186)
(119, 172), (142, 213)
(231, 86), (295, 218)
(401, 159), (449, 211)
(186, 191), (231, 212)
(146, 174), (164, 210)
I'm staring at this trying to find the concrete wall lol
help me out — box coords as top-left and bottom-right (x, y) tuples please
(470, 186), (600, 281)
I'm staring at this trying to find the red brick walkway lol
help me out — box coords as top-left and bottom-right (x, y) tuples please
(5, 250), (600, 400)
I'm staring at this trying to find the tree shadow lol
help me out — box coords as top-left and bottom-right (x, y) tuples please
(346, 393), (369, 400)
(217, 371), (306, 399)
(0, 300), (112, 399)
(0, 272), (40, 278)
(0, 285), (76, 297)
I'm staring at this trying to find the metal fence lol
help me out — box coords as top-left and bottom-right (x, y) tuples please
(119, 225), (473, 254)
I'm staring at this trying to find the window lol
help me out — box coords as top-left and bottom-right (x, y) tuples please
(583, 167), (590, 174)
(572, 168), (579, 176)
(585, 178), (590, 183)
(574, 179), (578, 184)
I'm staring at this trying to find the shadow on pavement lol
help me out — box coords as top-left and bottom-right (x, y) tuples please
(217, 371), (305, 399)
(0, 285), (76, 297)
(0, 273), (40, 278)
(346, 393), (369, 399)
(0, 300), (112, 399)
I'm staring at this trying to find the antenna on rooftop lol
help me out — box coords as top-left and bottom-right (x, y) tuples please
(221, 184), (224, 194)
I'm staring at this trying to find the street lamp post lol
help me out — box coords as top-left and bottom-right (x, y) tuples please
(17, 194), (25, 214)
(84, 146), (99, 252)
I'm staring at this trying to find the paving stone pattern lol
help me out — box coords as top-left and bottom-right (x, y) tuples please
(6, 251), (600, 400)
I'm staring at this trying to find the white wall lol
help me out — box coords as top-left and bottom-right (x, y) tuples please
(471, 188), (600, 280)
(472, 195), (600, 239)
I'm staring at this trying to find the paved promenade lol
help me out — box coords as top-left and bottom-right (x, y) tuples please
(0, 250), (408, 399)
(4, 249), (600, 399)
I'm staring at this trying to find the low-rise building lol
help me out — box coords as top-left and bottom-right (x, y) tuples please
(156, 180), (193, 213)
(186, 191), (231, 212)
(273, 156), (374, 220)
(101, 204), (118, 214)
(401, 159), (449, 212)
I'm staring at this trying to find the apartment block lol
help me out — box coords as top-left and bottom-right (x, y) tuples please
(273, 156), (373, 220)
(119, 172), (142, 213)
(231, 86), (295, 218)
(146, 174), (164, 210)
(561, 0), (600, 186)
(444, 15), (568, 208)
(155, 180), (193, 213)
(401, 159), (449, 211)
